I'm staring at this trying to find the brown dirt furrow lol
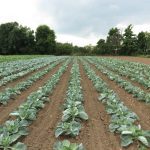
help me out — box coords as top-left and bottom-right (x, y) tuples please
(90, 64), (150, 130)
(0, 64), (50, 92)
(21, 64), (72, 150)
(0, 62), (63, 124)
(102, 56), (150, 65)
(76, 63), (122, 150)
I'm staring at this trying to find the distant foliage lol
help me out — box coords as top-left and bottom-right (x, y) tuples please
(95, 25), (150, 56)
(0, 22), (149, 55)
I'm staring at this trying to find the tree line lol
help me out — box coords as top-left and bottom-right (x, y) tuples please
(0, 22), (149, 55)
(93, 24), (150, 55)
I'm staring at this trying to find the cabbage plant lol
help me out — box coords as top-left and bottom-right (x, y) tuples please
(53, 140), (85, 150)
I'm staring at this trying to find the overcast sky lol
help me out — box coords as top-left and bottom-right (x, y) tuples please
(0, 0), (150, 46)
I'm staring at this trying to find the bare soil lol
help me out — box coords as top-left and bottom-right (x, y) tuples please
(106, 56), (150, 65)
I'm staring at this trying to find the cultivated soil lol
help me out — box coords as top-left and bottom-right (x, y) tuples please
(106, 56), (150, 65)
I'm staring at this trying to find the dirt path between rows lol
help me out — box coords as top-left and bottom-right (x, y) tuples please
(90, 64), (150, 130)
(105, 56), (150, 65)
(76, 63), (121, 150)
(0, 62), (63, 124)
(21, 64), (72, 150)
(0, 64), (50, 92)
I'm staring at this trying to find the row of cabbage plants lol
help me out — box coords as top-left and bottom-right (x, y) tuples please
(54, 60), (87, 150)
(0, 57), (60, 87)
(0, 57), (52, 79)
(0, 59), (70, 150)
(0, 58), (64, 105)
(93, 57), (150, 89)
(106, 58), (150, 79)
(86, 57), (150, 103)
(82, 60), (150, 150)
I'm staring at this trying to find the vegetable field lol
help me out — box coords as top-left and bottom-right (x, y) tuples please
(0, 56), (149, 150)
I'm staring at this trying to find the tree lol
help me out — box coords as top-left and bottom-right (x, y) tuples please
(106, 28), (122, 54)
(0, 22), (35, 54)
(95, 39), (106, 54)
(0, 22), (18, 54)
(145, 32), (150, 54)
(121, 24), (138, 55)
(137, 32), (147, 54)
(35, 25), (56, 54)
(9, 25), (35, 54)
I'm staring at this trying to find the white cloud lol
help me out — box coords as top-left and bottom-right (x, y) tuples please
(57, 33), (104, 46)
(116, 23), (150, 34)
(0, 0), (55, 30)
(133, 24), (150, 34)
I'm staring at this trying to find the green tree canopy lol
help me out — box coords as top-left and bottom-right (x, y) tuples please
(137, 32), (147, 54)
(122, 24), (137, 55)
(0, 22), (35, 54)
(35, 25), (56, 54)
(106, 27), (122, 54)
(144, 32), (150, 54)
(94, 39), (106, 54)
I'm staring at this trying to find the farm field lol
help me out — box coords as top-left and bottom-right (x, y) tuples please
(0, 56), (149, 150)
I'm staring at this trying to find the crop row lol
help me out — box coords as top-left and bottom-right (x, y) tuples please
(0, 57), (64, 105)
(0, 57), (52, 79)
(0, 57), (62, 87)
(0, 55), (42, 63)
(82, 59), (150, 150)
(107, 58), (150, 78)
(86, 57), (150, 103)
(94, 57), (150, 89)
(54, 59), (87, 150)
(0, 59), (70, 150)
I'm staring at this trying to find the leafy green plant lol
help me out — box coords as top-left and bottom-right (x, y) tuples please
(121, 125), (150, 148)
(0, 132), (27, 150)
(55, 121), (81, 137)
(62, 106), (88, 122)
(10, 104), (37, 121)
(0, 119), (28, 135)
(53, 140), (85, 150)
